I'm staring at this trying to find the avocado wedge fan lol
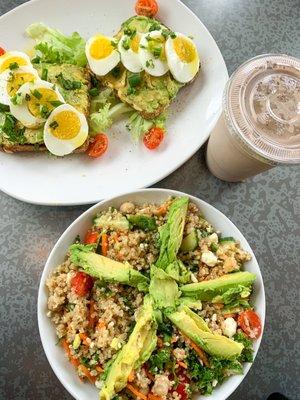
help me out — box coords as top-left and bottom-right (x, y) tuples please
(46, 196), (262, 400)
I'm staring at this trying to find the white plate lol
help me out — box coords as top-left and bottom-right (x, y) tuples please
(0, 0), (228, 205)
(38, 188), (265, 400)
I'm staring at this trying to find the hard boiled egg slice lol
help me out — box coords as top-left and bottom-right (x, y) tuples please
(139, 31), (169, 77)
(86, 35), (120, 76)
(0, 66), (40, 106)
(165, 33), (200, 83)
(0, 51), (31, 74)
(118, 33), (143, 73)
(9, 80), (65, 128)
(44, 104), (88, 156)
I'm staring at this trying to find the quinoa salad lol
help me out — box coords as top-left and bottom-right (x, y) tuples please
(46, 196), (262, 400)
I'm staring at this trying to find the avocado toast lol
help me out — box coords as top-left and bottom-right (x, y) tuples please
(46, 196), (262, 400)
(0, 63), (91, 153)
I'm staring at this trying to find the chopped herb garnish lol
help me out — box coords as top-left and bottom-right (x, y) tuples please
(153, 47), (162, 59)
(122, 37), (131, 51)
(49, 120), (59, 129)
(111, 65), (121, 78)
(56, 73), (82, 90)
(41, 68), (48, 81)
(31, 56), (41, 64)
(25, 93), (31, 101)
(111, 40), (118, 48)
(0, 112), (26, 144)
(128, 73), (141, 88)
(146, 59), (155, 69)
(11, 93), (23, 106)
(211, 243), (219, 252)
(32, 89), (42, 99)
(40, 105), (50, 119)
(149, 22), (162, 32)
(124, 27), (137, 39)
(139, 44), (147, 49)
(91, 75), (99, 87)
(170, 32), (177, 39)
(81, 356), (90, 366)
(161, 29), (170, 39)
(0, 103), (10, 112)
(89, 87), (100, 97)
(50, 100), (64, 107)
(9, 62), (19, 70)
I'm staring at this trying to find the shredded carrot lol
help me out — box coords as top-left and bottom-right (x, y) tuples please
(96, 319), (106, 331)
(177, 361), (188, 369)
(88, 300), (97, 329)
(96, 365), (104, 373)
(78, 364), (96, 384)
(126, 384), (147, 400)
(128, 370), (135, 382)
(157, 337), (163, 348)
(61, 339), (80, 367)
(155, 205), (167, 216)
(101, 233), (109, 256)
(182, 333), (210, 368)
(79, 333), (90, 345)
(148, 394), (162, 400)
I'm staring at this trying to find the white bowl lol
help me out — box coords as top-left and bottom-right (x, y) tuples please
(38, 189), (265, 400)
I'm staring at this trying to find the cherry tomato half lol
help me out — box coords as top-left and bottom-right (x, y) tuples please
(174, 370), (189, 400)
(135, 0), (158, 17)
(84, 229), (99, 244)
(238, 310), (262, 339)
(143, 127), (164, 150)
(71, 271), (94, 296)
(0, 47), (6, 57)
(88, 133), (108, 158)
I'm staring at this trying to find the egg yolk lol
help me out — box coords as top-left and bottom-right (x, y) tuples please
(90, 36), (114, 60)
(0, 56), (29, 73)
(50, 111), (80, 140)
(7, 72), (36, 97)
(173, 37), (196, 63)
(27, 88), (59, 117)
(130, 35), (140, 53)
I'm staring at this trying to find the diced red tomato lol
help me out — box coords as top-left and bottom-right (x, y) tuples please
(0, 47), (5, 57)
(88, 133), (108, 158)
(174, 369), (189, 400)
(238, 310), (262, 339)
(135, 0), (158, 17)
(71, 271), (94, 296)
(143, 127), (164, 150)
(84, 229), (99, 244)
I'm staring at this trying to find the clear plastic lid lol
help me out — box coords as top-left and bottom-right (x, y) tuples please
(224, 54), (300, 164)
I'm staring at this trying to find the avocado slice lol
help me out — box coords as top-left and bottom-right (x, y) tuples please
(180, 229), (198, 252)
(180, 271), (256, 301)
(69, 244), (149, 291)
(100, 296), (157, 400)
(94, 213), (130, 231)
(168, 306), (243, 360)
(165, 259), (191, 284)
(156, 197), (189, 269)
(149, 265), (179, 309)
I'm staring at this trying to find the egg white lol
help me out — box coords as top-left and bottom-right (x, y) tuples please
(0, 66), (40, 106)
(118, 34), (143, 73)
(165, 33), (200, 83)
(86, 35), (120, 76)
(0, 51), (31, 74)
(44, 104), (88, 156)
(139, 31), (169, 77)
(9, 80), (65, 129)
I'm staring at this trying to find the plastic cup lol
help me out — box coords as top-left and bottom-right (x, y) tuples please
(206, 54), (300, 182)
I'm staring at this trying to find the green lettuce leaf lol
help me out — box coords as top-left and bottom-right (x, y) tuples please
(26, 22), (87, 66)
(126, 111), (167, 143)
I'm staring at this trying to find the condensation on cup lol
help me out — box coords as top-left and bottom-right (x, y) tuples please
(206, 54), (300, 182)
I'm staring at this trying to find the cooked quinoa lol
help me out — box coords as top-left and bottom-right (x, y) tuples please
(46, 197), (261, 400)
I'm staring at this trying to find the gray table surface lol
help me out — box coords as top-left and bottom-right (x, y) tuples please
(0, 0), (299, 399)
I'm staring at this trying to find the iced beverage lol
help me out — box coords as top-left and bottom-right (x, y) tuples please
(206, 54), (300, 182)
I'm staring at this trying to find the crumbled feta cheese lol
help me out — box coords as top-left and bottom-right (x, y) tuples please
(152, 375), (171, 397)
(212, 379), (218, 387)
(191, 273), (198, 283)
(95, 380), (103, 389)
(201, 251), (218, 267)
(222, 317), (237, 338)
(205, 233), (219, 244)
(211, 313), (217, 322)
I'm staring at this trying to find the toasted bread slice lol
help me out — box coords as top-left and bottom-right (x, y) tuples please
(1, 64), (91, 153)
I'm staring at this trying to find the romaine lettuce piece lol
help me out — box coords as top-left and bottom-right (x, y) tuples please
(149, 265), (179, 309)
